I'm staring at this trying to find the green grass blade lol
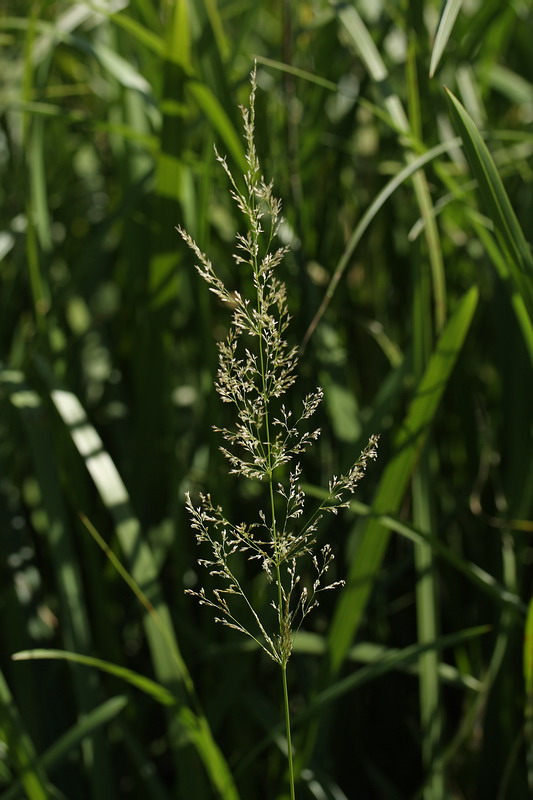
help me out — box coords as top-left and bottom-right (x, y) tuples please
(446, 88), (533, 323)
(293, 633), (482, 692)
(429, 0), (463, 78)
(3, 368), (114, 795)
(35, 369), (240, 800)
(302, 139), (459, 348)
(28, 116), (52, 254)
(88, 40), (152, 94)
(333, 1), (407, 129)
(109, 10), (165, 56)
(1, 697), (128, 800)
(298, 286), (479, 771)
(326, 286), (479, 674)
(301, 484), (525, 614)
(303, 626), (490, 725)
(323, 4), (447, 336)
(253, 55), (338, 92)
(470, 218), (533, 365)
(0, 669), (51, 800)
(188, 80), (246, 172)
(42, 378), (189, 679)
(12, 651), (177, 707)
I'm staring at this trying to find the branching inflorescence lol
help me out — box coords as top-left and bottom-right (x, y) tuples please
(179, 66), (378, 670)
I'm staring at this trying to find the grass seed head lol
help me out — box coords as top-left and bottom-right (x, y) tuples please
(180, 65), (378, 666)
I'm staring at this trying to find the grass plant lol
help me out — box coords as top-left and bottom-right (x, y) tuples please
(1, 1), (532, 798)
(178, 67), (378, 797)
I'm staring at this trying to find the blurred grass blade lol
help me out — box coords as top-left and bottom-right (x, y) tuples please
(43, 377), (191, 681)
(293, 632), (482, 691)
(471, 218), (533, 364)
(325, 286), (478, 676)
(1, 697), (128, 800)
(29, 116), (52, 254)
(88, 41), (152, 94)
(0, 669), (51, 799)
(109, 10), (165, 56)
(446, 88), (533, 323)
(328, 2), (447, 335)
(302, 139), (459, 348)
(333, 1), (407, 128)
(429, 0), (463, 78)
(203, 0), (230, 59)
(36, 369), (241, 800)
(254, 55), (338, 92)
(304, 626), (489, 724)
(302, 483), (525, 613)
(79, 513), (189, 687)
(4, 368), (113, 794)
(297, 287), (479, 772)
(12, 650), (177, 707)
(188, 80), (246, 172)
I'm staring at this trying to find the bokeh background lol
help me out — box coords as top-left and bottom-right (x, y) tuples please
(1, 1), (532, 798)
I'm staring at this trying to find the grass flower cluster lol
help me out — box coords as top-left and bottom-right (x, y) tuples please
(179, 66), (377, 796)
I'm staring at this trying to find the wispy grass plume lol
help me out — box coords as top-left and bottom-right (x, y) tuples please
(178, 65), (378, 798)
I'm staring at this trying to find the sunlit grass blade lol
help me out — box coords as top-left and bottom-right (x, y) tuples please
(332, 1), (407, 127)
(3, 368), (113, 794)
(326, 4), (447, 334)
(36, 367), (241, 800)
(429, 0), (463, 78)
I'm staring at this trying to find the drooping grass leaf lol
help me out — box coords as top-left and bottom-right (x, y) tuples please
(12, 650), (177, 707)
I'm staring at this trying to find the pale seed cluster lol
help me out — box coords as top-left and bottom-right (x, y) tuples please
(179, 66), (378, 667)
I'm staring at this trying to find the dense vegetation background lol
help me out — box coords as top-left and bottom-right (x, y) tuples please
(1, 1), (532, 798)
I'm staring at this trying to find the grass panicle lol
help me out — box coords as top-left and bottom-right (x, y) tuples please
(179, 66), (378, 796)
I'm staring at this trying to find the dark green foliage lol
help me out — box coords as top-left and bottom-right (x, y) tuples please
(0, 1), (532, 798)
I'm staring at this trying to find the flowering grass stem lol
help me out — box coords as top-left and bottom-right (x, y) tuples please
(179, 63), (377, 797)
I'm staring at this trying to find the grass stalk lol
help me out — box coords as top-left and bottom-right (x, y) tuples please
(281, 665), (296, 800)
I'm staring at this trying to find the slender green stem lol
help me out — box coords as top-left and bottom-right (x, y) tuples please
(281, 664), (296, 800)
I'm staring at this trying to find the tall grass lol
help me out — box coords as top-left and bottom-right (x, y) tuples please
(1, 1), (532, 798)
